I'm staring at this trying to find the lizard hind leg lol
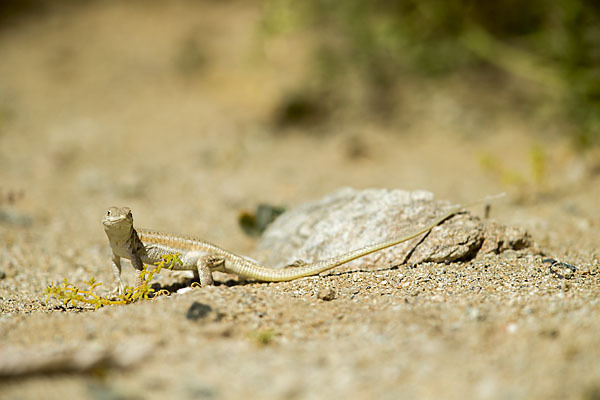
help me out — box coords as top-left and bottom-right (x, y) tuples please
(195, 255), (225, 287)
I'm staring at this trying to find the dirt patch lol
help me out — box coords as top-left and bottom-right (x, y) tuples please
(1, 2), (599, 400)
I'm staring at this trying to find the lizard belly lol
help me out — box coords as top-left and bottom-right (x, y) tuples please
(178, 250), (209, 270)
(143, 244), (208, 271)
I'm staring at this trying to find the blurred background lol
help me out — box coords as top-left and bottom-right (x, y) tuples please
(1, 0), (599, 252)
(2, 3), (600, 398)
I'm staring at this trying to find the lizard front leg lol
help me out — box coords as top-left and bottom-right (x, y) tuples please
(110, 254), (125, 295)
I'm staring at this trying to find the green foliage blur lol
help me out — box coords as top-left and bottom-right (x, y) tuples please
(262, 0), (600, 148)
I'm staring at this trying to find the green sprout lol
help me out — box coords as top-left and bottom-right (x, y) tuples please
(250, 329), (279, 346)
(529, 144), (547, 187)
(45, 253), (182, 310)
(479, 143), (547, 190)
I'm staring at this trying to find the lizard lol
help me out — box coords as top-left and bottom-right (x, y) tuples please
(102, 194), (503, 294)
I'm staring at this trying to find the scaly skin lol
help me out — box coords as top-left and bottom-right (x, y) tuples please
(103, 195), (501, 293)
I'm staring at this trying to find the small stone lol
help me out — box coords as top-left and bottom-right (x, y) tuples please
(506, 323), (518, 334)
(317, 287), (336, 301)
(177, 287), (193, 295)
(467, 307), (481, 321)
(548, 261), (576, 279)
(579, 265), (591, 275)
(540, 328), (559, 339)
(185, 301), (214, 321)
(0, 271), (6, 280)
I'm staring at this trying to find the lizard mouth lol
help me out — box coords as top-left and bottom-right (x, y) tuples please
(103, 207), (134, 228)
(103, 215), (126, 224)
(102, 218), (133, 238)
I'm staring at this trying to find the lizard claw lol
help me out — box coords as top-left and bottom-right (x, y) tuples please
(108, 284), (124, 300)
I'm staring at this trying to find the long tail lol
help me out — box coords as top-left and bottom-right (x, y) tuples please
(224, 193), (505, 281)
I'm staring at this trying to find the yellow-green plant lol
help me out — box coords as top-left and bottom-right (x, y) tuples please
(529, 144), (547, 186)
(250, 329), (279, 346)
(45, 253), (182, 310)
(479, 143), (547, 190)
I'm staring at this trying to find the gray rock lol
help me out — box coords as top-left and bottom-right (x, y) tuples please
(253, 188), (532, 269)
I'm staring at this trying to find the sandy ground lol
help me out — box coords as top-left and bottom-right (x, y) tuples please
(1, 1), (599, 399)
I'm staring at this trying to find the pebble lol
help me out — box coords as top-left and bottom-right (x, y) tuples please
(317, 287), (336, 301)
(185, 301), (213, 321)
(506, 323), (518, 334)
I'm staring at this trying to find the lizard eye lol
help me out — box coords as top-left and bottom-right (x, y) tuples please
(107, 210), (111, 216)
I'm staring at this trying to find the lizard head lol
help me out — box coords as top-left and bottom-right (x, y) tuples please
(103, 206), (134, 238)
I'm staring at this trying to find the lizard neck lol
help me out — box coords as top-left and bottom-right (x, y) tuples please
(107, 226), (147, 261)
(129, 227), (146, 257)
